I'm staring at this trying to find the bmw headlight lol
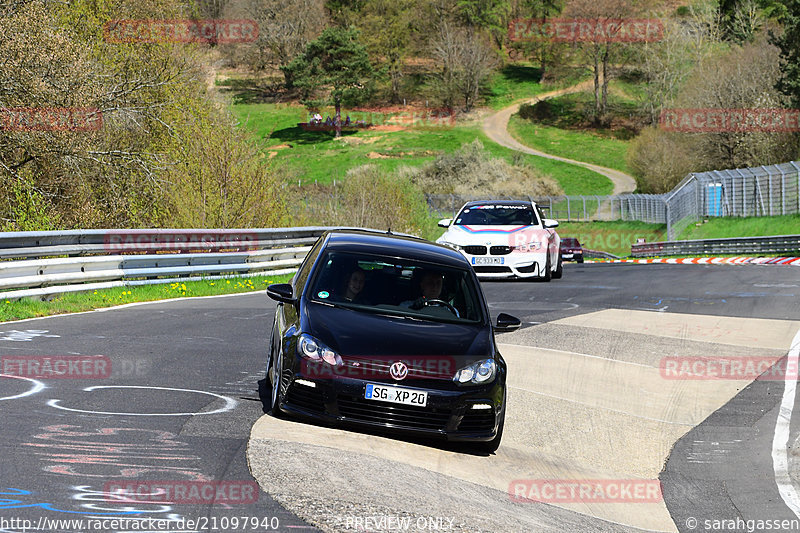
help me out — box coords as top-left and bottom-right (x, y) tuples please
(454, 358), (496, 385)
(298, 334), (342, 366)
(515, 241), (542, 252)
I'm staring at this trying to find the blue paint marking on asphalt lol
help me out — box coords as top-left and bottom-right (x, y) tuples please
(635, 296), (728, 306)
(704, 291), (796, 298)
(0, 488), (139, 515)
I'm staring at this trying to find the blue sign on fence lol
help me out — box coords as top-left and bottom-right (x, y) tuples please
(707, 183), (722, 216)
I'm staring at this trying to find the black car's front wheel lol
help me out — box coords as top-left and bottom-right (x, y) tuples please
(475, 407), (505, 454)
(267, 324), (285, 417)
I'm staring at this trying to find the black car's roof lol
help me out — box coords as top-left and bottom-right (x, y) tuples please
(321, 229), (470, 269)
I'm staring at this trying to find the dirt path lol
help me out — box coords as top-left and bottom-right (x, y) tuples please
(483, 81), (637, 195)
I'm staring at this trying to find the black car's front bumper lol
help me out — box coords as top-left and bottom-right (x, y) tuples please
(279, 374), (505, 442)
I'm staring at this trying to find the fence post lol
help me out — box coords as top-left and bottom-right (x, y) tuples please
(762, 166), (773, 216)
(779, 165), (786, 216)
(790, 161), (800, 214)
(666, 201), (672, 240)
(567, 196), (571, 221)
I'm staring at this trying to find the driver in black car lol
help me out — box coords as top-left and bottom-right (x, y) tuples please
(400, 270), (458, 317)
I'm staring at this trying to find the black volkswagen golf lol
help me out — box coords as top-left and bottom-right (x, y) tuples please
(265, 229), (521, 452)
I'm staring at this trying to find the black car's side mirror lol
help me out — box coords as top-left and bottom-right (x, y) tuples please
(267, 283), (296, 304)
(495, 313), (522, 332)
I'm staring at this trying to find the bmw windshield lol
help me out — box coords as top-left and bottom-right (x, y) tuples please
(455, 204), (539, 226)
(308, 251), (486, 324)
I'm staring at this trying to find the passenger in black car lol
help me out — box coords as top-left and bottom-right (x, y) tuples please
(341, 267), (367, 303)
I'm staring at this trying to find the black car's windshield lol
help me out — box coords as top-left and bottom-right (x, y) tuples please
(308, 251), (485, 324)
(454, 204), (539, 226)
(562, 238), (580, 247)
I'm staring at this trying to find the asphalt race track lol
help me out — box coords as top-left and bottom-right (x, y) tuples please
(1, 262), (799, 532)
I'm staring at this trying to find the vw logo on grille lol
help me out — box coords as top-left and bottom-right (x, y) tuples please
(389, 361), (409, 381)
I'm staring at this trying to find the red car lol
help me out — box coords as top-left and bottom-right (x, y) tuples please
(559, 238), (584, 263)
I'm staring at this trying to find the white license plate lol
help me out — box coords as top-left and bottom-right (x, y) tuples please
(364, 384), (428, 407)
(472, 257), (504, 265)
(562, 253), (574, 258)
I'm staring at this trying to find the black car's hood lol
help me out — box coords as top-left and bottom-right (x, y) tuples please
(303, 301), (492, 359)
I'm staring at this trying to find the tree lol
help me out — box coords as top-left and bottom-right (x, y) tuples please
(283, 27), (375, 137)
(224, 0), (327, 84)
(635, 12), (719, 124)
(720, 0), (787, 41)
(325, 0), (367, 26)
(456, 0), (512, 48)
(774, 0), (800, 107)
(561, 0), (631, 125)
(511, 0), (565, 77)
(677, 38), (796, 170)
(431, 23), (497, 111)
(359, 0), (415, 103)
(629, 37), (798, 192)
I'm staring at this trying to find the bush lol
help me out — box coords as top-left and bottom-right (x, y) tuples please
(627, 126), (697, 193)
(405, 139), (562, 197)
(289, 165), (432, 238)
(164, 110), (288, 228)
(518, 101), (554, 121)
(0, 171), (60, 231)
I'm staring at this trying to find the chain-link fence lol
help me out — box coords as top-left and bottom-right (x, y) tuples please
(426, 161), (800, 240)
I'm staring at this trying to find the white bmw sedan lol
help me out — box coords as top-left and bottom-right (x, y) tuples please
(436, 200), (562, 281)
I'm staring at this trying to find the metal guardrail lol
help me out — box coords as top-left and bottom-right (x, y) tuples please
(0, 227), (331, 301)
(583, 249), (620, 260)
(631, 234), (800, 258)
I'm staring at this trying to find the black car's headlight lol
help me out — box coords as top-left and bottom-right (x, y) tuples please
(453, 358), (496, 385)
(438, 240), (463, 251)
(298, 333), (342, 366)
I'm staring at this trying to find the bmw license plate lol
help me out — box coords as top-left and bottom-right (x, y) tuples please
(365, 384), (428, 407)
(472, 257), (504, 265)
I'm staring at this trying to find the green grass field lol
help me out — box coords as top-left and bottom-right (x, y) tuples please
(504, 81), (642, 175)
(483, 64), (546, 110)
(0, 274), (293, 323)
(232, 102), (613, 195)
(507, 117), (633, 175)
(680, 214), (800, 240)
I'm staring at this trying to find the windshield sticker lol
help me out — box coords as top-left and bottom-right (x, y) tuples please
(474, 205), (529, 210)
(318, 291), (330, 299)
